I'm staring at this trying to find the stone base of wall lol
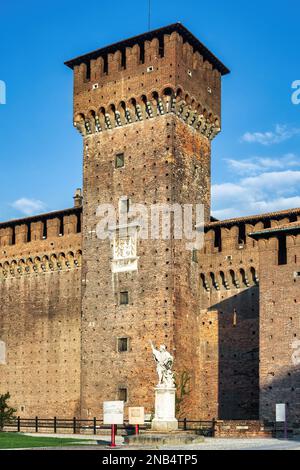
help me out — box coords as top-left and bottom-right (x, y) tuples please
(214, 420), (273, 438)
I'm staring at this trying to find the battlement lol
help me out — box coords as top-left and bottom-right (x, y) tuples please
(0, 207), (82, 248)
(65, 23), (229, 76)
(203, 208), (300, 253)
(66, 23), (229, 141)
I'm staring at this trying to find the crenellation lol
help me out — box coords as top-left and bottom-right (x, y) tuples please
(144, 38), (160, 63)
(193, 50), (204, 70)
(108, 50), (122, 73)
(125, 44), (140, 69)
(30, 221), (44, 241)
(182, 41), (194, 68)
(203, 229), (215, 254)
(15, 224), (28, 244)
(0, 227), (13, 246)
(271, 217), (290, 227)
(90, 56), (104, 82)
(63, 214), (78, 234)
(220, 226), (239, 250)
(203, 215), (300, 257)
(46, 218), (60, 238)
(75, 63), (88, 88)
(0, 209), (82, 252)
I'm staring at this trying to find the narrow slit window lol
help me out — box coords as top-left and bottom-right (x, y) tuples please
(233, 309), (237, 327)
(278, 235), (287, 265)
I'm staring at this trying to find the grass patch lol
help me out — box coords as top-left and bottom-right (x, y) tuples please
(0, 432), (96, 449)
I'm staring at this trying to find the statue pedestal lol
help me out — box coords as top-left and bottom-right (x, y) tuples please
(151, 387), (178, 432)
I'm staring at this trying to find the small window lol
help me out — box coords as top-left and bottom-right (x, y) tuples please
(192, 249), (198, 263)
(118, 337), (129, 352)
(120, 291), (129, 305)
(115, 153), (124, 168)
(118, 387), (128, 402)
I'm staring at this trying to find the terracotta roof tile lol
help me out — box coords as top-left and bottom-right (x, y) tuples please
(205, 207), (300, 229)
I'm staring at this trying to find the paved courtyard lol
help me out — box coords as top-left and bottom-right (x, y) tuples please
(162, 438), (300, 451)
(16, 433), (300, 450)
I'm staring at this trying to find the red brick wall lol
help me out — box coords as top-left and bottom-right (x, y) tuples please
(258, 232), (300, 424)
(0, 212), (82, 417)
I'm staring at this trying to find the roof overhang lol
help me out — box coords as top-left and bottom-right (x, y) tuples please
(65, 22), (230, 76)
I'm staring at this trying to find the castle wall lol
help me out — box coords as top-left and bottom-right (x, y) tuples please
(0, 211), (82, 417)
(258, 230), (300, 424)
(193, 214), (300, 420)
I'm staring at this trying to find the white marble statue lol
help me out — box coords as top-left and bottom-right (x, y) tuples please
(150, 340), (175, 388)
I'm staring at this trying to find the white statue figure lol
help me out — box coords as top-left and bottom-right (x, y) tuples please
(150, 340), (175, 388)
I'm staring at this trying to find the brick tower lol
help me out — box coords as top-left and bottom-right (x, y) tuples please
(65, 23), (229, 418)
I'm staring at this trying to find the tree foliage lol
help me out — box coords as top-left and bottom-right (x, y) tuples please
(175, 371), (191, 417)
(0, 393), (16, 432)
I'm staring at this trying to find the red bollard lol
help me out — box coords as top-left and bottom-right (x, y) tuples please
(110, 424), (117, 447)
(135, 424), (139, 435)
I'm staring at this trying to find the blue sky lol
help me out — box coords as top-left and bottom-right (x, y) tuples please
(0, 0), (299, 221)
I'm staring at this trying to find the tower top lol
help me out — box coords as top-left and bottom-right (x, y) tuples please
(65, 22), (230, 76)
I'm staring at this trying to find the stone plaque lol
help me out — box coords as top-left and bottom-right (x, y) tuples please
(128, 407), (145, 425)
(103, 401), (124, 425)
(276, 404), (286, 422)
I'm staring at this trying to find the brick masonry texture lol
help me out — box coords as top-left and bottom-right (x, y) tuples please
(0, 209), (82, 417)
(0, 24), (299, 425)
(257, 231), (300, 425)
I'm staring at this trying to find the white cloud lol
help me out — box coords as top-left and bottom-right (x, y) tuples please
(241, 124), (300, 146)
(212, 170), (300, 219)
(226, 153), (299, 175)
(243, 170), (300, 192)
(11, 198), (47, 216)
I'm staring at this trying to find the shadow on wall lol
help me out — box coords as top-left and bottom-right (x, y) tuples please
(210, 286), (260, 420)
(260, 367), (300, 426)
